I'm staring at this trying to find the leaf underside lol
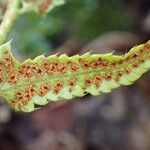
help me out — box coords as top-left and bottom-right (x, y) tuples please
(0, 41), (149, 112)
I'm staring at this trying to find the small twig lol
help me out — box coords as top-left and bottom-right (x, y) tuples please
(0, 0), (20, 45)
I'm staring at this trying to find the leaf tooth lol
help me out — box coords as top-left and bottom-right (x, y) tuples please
(47, 54), (58, 61)
(99, 80), (113, 93)
(81, 52), (91, 58)
(85, 85), (101, 96)
(119, 75), (132, 86)
(91, 54), (103, 59)
(33, 95), (48, 105)
(45, 92), (59, 101)
(105, 80), (120, 90)
(59, 54), (69, 61)
(102, 52), (114, 58)
(71, 84), (86, 97)
(127, 72), (140, 82)
(70, 54), (79, 62)
(57, 87), (73, 100)
(22, 58), (33, 64)
(0, 42), (11, 54)
(32, 54), (45, 63)
(23, 100), (35, 112)
(139, 64), (149, 72)
(142, 61), (150, 69)
(133, 66), (147, 76)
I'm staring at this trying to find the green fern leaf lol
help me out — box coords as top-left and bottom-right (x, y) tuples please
(0, 41), (149, 112)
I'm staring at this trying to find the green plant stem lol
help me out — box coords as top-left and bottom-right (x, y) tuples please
(0, 0), (20, 45)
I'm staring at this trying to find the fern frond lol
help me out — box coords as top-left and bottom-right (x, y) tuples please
(0, 41), (149, 112)
(21, 0), (65, 15)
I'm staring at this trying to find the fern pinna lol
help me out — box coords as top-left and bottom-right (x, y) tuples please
(0, 41), (149, 112)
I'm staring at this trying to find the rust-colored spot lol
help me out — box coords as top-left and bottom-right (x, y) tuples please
(24, 72), (31, 79)
(10, 99), (16, 104)
(25, 93), (32, 100)
(126, 56), (130, 62)
(19, 64), (25, 72)
(3, 52), (13, 69)
(144, 43), (150, 50)
(21, 100), (29, 106)
(125, 67), (131, 74)
(0, 64), (3, 72)
(67, 60), (72, 64)
(39, 84), (50, 96)
(30, 64), (38, 71)
(101, 60), (108, 67)
(0, 74), (3, 82)
(83, 61), (90, 68)
(94, 74), (102, 81)
(94, 82), (100, 88)
(112, 61), (117, 66)
(47, 63), (57, 74)
(79, 59), (90, 69)
(70, 63), (79, 72)
(132, 53), (138, 59)
(109, 61), (117, 69)
(15, 85), (36, 104)
(132, 63), (138, 68)
(9, 99), (18, 109)
(139, 59), (145, 63)
(68, 78), (76, 87)
(29, 64), (45, 77)
(57, 64), (67, 73)
(28, 85), (36, 96)
(36, 67), (45, 76)
(3, 52), (12, 62)
(90, 61), (99, 69)
(16, 91), (25, 101)
(140, 48), (144, 54)
(105, 72), (112, 80)
(93, 74), (102, 88)
(8, 72), (18, 84)
(19, 64), (32, 79)
(53, 81), (63, 94)
(84, 79), (92, 87)
(43, 60), (49, 69)
(12, 95), (28, 110)
(114, 71), (123, 82)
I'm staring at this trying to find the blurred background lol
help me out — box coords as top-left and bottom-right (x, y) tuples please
(0, 0), (150, 149)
